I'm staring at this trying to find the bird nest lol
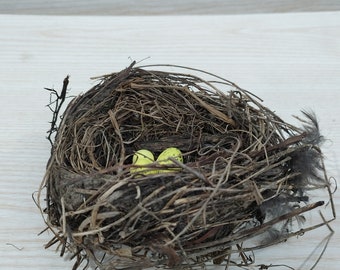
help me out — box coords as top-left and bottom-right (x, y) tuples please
(37, 63), (335, 270)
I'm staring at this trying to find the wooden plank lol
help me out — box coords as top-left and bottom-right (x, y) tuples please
(0, 12), (339, 270)
(1, 0), (340, 15)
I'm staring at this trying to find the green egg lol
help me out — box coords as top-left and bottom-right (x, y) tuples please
(130, 149), (155, 176)
(156, 147), (183, 173)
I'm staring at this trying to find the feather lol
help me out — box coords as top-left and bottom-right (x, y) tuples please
(300, 110), (324, 145)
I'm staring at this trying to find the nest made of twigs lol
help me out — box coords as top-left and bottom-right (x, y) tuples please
(38, 63), (335, 270)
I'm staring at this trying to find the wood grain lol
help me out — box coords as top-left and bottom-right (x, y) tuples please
(0, 12), (339, 270)
(1, 0), (340, 15)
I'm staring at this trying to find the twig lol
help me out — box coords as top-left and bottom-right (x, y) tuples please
(6, 243), (24, 251)
(45, 75), (69, 146)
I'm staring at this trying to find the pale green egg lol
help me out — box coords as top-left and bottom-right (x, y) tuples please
(156, 147), (183, 173)
(130, 149), (155, 176)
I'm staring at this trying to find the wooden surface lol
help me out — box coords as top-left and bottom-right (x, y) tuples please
(0, 11), (339, 270)
(1, 0), (340, 15)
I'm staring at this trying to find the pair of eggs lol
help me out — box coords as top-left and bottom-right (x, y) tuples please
(130, 147), (183, 176)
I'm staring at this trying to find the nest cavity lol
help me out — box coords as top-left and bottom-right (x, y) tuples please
(39, 63), (333, 270)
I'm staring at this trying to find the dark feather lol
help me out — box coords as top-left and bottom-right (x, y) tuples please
(300, 110), (324, 145)
(288, 111), (325, 188)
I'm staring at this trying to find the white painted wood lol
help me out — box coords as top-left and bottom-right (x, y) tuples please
(0, 12), (339, 270)
(1, 0), (340, 15)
